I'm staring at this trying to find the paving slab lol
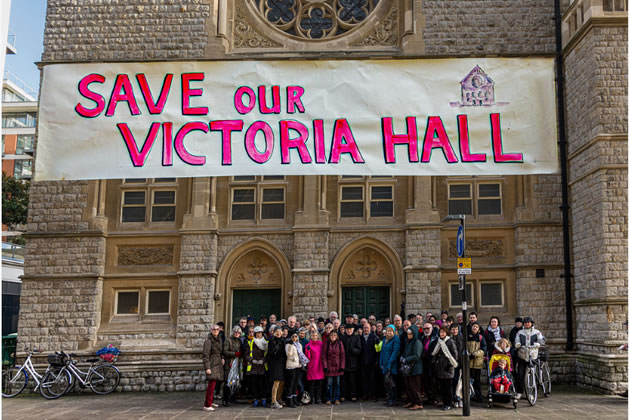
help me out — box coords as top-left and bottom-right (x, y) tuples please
(2, 385), (626, 419)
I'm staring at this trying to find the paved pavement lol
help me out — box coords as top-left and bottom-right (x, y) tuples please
(2, 385), (627, 419)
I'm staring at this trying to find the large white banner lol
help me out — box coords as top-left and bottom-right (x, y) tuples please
(36, 58), (558, 180)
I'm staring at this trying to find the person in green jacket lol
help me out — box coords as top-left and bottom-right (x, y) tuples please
(400, 324), (423, 410)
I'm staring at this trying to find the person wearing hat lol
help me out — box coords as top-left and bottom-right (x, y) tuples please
(245, 326), (268, 408)
(514, 317), (545, 398)
(222, 325), (243, 407)
(317, 317), (326, 333)
(380, 324), (401, 407)
(508, 317), (524, 395)
(268, 325), (288, 409)
(340, 323), (362, 401)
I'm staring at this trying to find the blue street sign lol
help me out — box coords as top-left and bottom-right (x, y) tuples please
(456, 225), (464, 257)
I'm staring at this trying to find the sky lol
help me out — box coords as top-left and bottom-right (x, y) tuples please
(5, 0), (46, 97)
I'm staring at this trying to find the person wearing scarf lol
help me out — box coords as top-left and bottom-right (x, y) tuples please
(245, 326), (268, 407)
(268, 326), (287, 409)
(432, 326), (458, 411)
(222, 326), (243, 407)
(484, 316), (505, 356)
(285, 332), (308, 408)
(421, 322), (439, 405)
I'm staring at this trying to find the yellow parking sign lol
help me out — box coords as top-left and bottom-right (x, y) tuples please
(457, 258), (471, 274)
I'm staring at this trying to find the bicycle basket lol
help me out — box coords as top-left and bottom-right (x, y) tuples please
(47, 353), (67, 367)
(96, 345), (121, 362)
(539, 347), (549, 361)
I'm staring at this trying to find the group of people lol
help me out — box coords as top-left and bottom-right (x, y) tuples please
(201, 310), (544, 412)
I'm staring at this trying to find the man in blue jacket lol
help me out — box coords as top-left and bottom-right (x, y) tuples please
(379, 324), (400, 407)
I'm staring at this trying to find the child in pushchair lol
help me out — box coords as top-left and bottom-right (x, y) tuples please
(487, 353), (518, 408)
(490, 358), (513, 393)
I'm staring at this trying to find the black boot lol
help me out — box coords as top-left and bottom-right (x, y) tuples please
(295, 394), (302, 406)
(286, 396), (296, 408)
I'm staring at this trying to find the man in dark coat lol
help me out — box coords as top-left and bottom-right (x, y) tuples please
(359, 323), (380, 401)
(421, 322), (439, 404)
(340, 324), (362, 401)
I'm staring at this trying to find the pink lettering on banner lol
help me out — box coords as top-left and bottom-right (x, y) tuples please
(279, 120), (312, 164)
(245, 121), (274, 164)
(313, 119), (326, 164)
(209, 120), (244, 165)
(174, 122), (208, 165)
(234, 86), (256, 114)
(329, 119), (364, 164)
(181, 73), (209, 116)
(136, 73), (173, 115)
(75, 73), (106, 118)
(286, 86), (306, 114)
(106, 74), (141, 117)
(421, 116), (458, 163)
(162, 122), (173, 166)
(491, 113), (523, 163)
(381, 117), (419, 164)
(457, 115), (486, 162)
(258, 86), (281, 114)
(117, 122), (160, 167)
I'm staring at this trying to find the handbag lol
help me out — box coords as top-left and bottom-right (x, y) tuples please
(400, 360), (415, 376)
(301, 390), (311, 404)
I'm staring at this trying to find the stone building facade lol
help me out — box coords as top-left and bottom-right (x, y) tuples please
(18, 0), (627, 393)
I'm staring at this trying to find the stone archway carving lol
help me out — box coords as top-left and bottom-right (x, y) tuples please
(216, 238), (292, 326)
(329, 236), (404, 317)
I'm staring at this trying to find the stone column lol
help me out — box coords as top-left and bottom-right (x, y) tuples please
(404, 176), (441, 315)
(292, 176), (330, 319)
(177, 178), (219, 349)
(564, 23), (628, 393)
(18, 180), (106, 352)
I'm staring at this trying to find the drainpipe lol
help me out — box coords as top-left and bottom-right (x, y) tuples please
(553, 0), (574, 352)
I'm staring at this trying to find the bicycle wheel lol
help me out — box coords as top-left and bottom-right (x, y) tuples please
(39, 368), (71, 400)
(540, 362), (551, 396)
(2, 367), (28, 398)
(524, 367), (537, 406)
(89, 365), (120, 395)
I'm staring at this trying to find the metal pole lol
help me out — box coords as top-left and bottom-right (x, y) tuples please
(461, 216), (470, 416)
(553, 0), (574, 353)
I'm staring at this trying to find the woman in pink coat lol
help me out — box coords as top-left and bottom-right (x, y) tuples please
(304, 330), (324, 404)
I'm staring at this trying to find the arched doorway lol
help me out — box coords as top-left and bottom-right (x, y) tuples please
(329, 237), (404, 321)
(216, 239), (292, 327)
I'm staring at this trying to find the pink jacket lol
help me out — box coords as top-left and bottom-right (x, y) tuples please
(304, 340), (324, 381)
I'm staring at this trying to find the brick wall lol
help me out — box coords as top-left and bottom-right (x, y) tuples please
(422, 0), (555, 55)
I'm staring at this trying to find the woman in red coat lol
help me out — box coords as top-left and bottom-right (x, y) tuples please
(304, 330), (325, 404)
(322, 330), (345, 405)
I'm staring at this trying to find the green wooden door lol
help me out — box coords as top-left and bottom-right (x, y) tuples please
(342, 286), (389, 321)
(232, 289), (281, 325)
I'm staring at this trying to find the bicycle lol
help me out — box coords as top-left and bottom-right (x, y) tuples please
(537, 346), (552, 397)
(523, 345), (551, 405)
(55, 351), (121, 395)
(1, 349), (70, 399)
